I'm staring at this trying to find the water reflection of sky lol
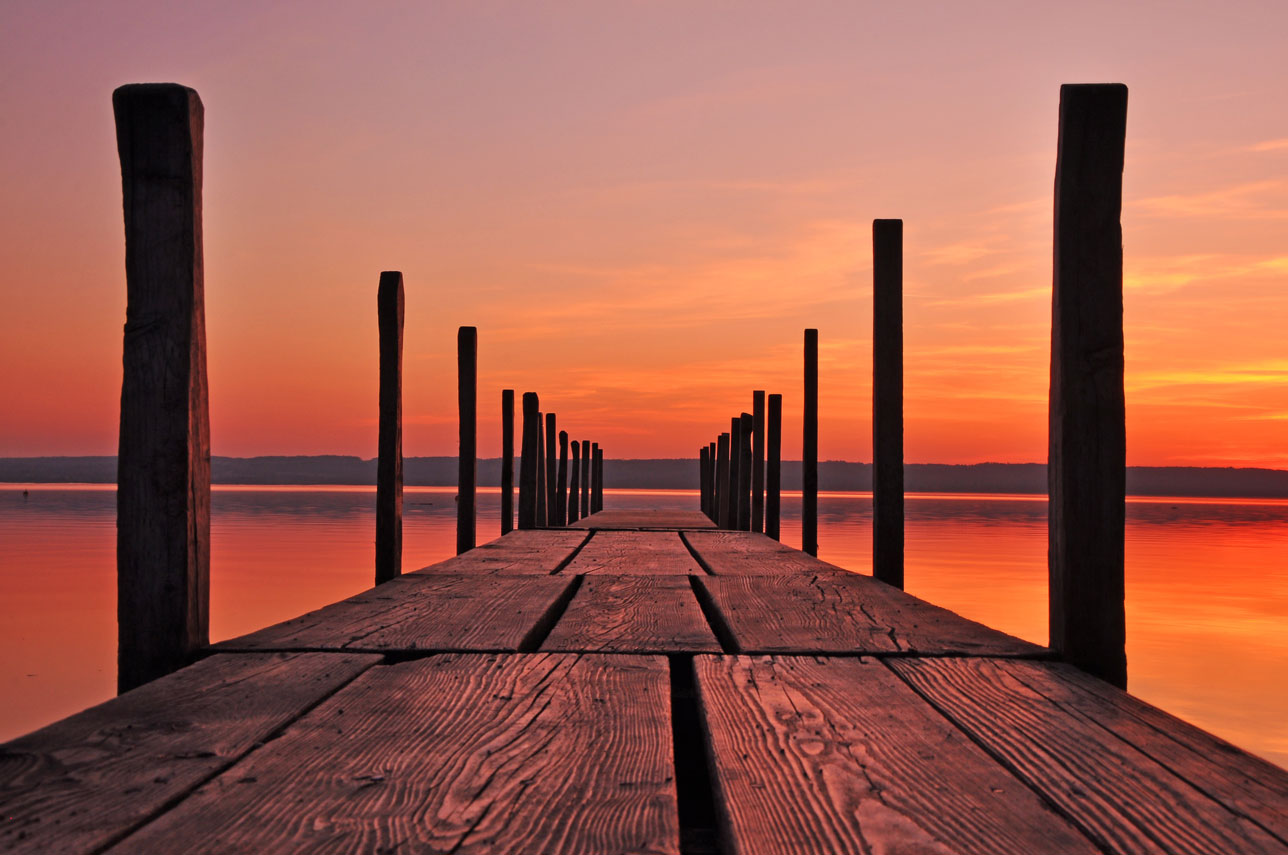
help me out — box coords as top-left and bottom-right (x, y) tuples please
(1, 486), (1284, 768)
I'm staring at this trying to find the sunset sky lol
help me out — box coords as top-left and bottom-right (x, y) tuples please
(1, 0), (1285, 466)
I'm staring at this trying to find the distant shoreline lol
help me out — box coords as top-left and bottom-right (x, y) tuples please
(4, 456), (1288, 498)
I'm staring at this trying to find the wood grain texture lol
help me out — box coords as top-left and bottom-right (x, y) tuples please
(568, 510), (715, 530)
(413, 530), (589, 574)
(0, 652), (377, 854)
(699, 574), (1043, 656)
(541, 576), (720, 652)
(696, 655), (1098, 855)
(562, 531), (703, 575)
(107, 654), (679, 855)
(213, 574), (573, 653)
(889, 657), (1288, 854)
(684, 530), (851, 574)
(113, 83), (210, 692)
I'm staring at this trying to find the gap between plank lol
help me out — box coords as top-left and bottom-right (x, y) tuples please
(517, 575), (584, 652)
(688, 578), (741, 655)
(669, 654), (728, 855)
(550, 530), (595, 574)
(678, 530), (716, 574)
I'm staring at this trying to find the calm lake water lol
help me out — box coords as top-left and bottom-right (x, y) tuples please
(2, 484), (1285, 768)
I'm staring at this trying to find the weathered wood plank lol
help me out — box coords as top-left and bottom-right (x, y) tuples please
(569, 509), (716, 530)
(562, 531), (703, 575)
(413, 530), (589, 574)
(213, 574), (573, 653)
(696, 655), (1099, 855)
(889, 657), (1288, 854)
(106, 654), (679, 855)
(0, 652), (377, 854)
(685, 530), (851, 575)
(541, 576), (720, 652)
(699, 573), (1043, 656)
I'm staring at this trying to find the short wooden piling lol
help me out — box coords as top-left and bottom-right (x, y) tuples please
(114, 83), (210, 692)
(766, 393), (782, 540)
(580, 441), (591, 518)
(519, 393), (539, 530)
(457, 327), (478, 553)
(700, 446), (711, 517)
(556, 430), (569, 526)
(716, 433), (731, 529)
(708, 441), (718, 522)
(536, 411), (547, 527)
(752, 390), (765, 533)
(873, 219), (904, 589)
(375, 271), (403, 584)
(803, 329), (819, 556)
(545, 413), (557, 526)
(591, 444), (603, 512)
(728, 417), (742, 530)
(738, 412), (753, 531)
(568, 441), (581, 524)
(501, 390), (515, 535)
(1049, 83), (1129, 688)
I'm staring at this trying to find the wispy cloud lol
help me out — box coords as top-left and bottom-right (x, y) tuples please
(1247, 138), (1288, 153)
(1133, 180), (1288, 220)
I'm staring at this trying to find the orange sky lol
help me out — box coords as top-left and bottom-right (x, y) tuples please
(1, 1), (1285, 466)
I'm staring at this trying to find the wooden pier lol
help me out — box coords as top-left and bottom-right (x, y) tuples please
(4, 510), (1287, 854)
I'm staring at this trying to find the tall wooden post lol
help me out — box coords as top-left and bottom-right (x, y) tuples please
(580, 440), (591, 518)
(752, 391), (765, 533)
(456, 326), (477, 554)
(803, 330), (819, 555)
(568, 440), (581, 524)
(738, 413), (753, 531)
(556, 430), (569, 526)
(873, 219), (905, 589)
(114, 83), (209, 693)
(766, 394), (782, 541)
(536, 411), (547, 527)
(592, 444), (604, 512)
(375, 271), (403, 584)
(700, 446), (711, 516)
(501, 390), (514, 535)
(728, 416), (742, 530)
(519, 392), (539, 529)
(545, 413), (557, 525)
(716, 433), (731, 529)
(1050, 83), (1129, 689)
(708, 441), (717, 522)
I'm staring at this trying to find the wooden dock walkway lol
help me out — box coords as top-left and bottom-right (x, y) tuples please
(4, 510), (1287, 854)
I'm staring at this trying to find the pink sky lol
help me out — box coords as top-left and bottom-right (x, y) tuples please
(1, 0), (1285, 465)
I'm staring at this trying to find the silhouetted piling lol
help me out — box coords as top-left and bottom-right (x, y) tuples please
(536, 411), (547, 527)
(766, 394), (782, 540)
(752, 391), (765, 533)
(375, 271), (403, 584)
(545, 413), (557, 525)
(114, 83), (209, 692)
(738, 412), (753, 531)
(519, 393), (539, 529)
(593, 445), (604, 512)
(1050, 83), (1129, 689)
(716, 433), (731, 529)
(873, 219), (904, 589)
(557, 430), (569, 526)
(501, 390), (514, 535)
(803, 330), (819, 555)
(580, 441), (591, 518)
(728, 417), (742, 530)
(568, 441), (581, 524)
(456, 327), (477, 553)
(700, 446), (711, 517)
(708, 441), (717, 522)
